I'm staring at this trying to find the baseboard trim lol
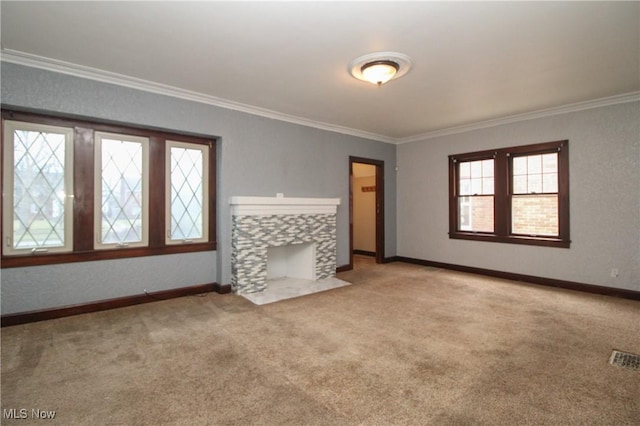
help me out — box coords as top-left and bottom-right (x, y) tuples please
(1, 282), (219, 327)
(214, 283), (232, 294)
(394, 256), (640, 301)
(353, 250), (376, 257)
(336, 264), (352, 273)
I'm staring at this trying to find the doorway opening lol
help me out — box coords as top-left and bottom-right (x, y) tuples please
(349, 156), (385, 269)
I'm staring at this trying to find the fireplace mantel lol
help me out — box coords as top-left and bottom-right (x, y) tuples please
(230, 196), (340, 216)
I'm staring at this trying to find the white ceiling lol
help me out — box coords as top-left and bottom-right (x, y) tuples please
(1, 1), (638, 143)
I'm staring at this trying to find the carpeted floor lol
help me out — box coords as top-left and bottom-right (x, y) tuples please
(2, 258), (639, 425)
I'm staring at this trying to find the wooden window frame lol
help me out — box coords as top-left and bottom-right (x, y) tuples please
(449, 140), (570, 248)
(455, 155), (496, 234)
(1, 109), (217, 268)
(2, 120), (75, 255)
(94, 131), (150, 250)
(165, 140), (210, 245)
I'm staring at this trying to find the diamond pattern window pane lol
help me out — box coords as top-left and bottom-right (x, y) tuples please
(170, 146), (204, 240)
(12, 129), (67, 249)
(100, 138), (144, 244)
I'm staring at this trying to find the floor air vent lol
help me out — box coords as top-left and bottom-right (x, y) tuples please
(609, 350), (640, 371)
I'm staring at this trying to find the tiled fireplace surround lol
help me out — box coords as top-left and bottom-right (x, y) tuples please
(230, 196), (341, 294)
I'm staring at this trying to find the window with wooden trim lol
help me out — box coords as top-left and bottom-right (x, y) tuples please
(166, 141), (209, 245)
(94, 132), (149, 250)
(1, 110), (216, 267)
(449, 140), (570, 248)
(457, 158), (495, 233)
(2, 120), (75, 255)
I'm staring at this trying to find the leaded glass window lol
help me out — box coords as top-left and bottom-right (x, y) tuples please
(94, 132), (149, 249)
(2, 121), (74, 254)
(2, 110), (217, 266)
(166, 141), (209, 244)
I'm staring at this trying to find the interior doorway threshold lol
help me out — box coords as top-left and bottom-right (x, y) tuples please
(241, 277), (351, 305)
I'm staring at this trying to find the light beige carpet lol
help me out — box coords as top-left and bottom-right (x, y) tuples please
(2, 259), (639, 425)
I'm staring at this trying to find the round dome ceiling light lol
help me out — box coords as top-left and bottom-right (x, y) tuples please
(349, 52), (413, 86)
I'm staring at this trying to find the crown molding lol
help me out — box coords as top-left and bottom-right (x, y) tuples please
(0, 49), (395, 144)
(2, 49), (637, 146)
(396, 91), (640, 144)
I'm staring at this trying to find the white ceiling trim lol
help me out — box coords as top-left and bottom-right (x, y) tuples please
(0, 49), (395, 144)
(2, 49), (638, 146)
(397, 91), (640, 144)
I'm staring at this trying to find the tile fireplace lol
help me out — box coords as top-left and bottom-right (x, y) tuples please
(230, 195), (341, 294)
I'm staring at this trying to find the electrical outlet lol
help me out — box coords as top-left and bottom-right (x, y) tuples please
(610, 268), (619, 278)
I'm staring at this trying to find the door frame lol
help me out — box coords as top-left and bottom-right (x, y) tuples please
(349, 156), (385, 268)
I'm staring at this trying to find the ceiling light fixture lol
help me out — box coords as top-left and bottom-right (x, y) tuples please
(349, 52), (412, 86)
(361, 60), (399, 86)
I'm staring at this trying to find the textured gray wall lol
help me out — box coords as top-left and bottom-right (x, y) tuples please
(1, 63), (397, 314)
(397, 101), (640, 291)
(1, 252), (216, 313)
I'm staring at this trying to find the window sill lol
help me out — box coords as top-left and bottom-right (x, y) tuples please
(1, 242), (216, 268)
(449, 232), (570, 248)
